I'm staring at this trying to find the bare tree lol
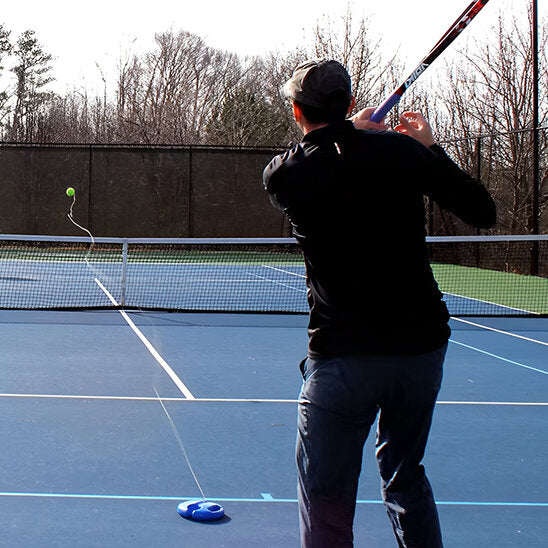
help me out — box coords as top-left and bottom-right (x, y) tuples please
(311, 6), (403, 121)
(231, 10), (407, 147)
(206, 85), (291, 146)
(0, 24), (11, 68)
(254, 50), (309, 145)
(114, 30), (248, 144)
(435, 8), (547, 234)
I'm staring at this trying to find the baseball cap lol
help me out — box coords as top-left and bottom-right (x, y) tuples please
(283, 60), (352, 109)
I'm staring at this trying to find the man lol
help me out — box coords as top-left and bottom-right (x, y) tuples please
(263, 60), (496, 548)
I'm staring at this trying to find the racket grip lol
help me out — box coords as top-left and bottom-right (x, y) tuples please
(370, 93), (403, 123)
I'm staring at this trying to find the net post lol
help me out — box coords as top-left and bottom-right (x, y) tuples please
(121, 239), (128, 307)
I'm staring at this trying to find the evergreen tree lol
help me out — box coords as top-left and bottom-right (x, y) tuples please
(10, 29), (54, 140)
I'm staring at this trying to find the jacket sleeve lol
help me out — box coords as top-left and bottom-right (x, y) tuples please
(263, 155), (284, 211)
(263, 145), (307, 213)
(424, 144), (496, 229)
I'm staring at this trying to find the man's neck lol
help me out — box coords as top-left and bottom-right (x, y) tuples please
(300, 121), (331, 136)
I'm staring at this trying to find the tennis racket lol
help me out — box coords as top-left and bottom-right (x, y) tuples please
(370, 0), (490, 123)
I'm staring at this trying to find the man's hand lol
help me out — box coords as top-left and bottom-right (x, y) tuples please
(351, 107), (388, 131)
(394, 112), (436, 147)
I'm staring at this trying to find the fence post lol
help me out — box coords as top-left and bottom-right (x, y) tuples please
(188, 146), (193, 238)
(476, 134), (482, 240)
(532, 0), (539, 273)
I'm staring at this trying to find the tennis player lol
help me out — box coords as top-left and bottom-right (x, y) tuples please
(263, 60), (496, 548)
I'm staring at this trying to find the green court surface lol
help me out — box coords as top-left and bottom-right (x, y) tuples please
(433, 263), (548, 315)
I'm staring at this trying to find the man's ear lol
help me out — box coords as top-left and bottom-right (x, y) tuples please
(292, 101), (303, 124)
(347, 96), (356, 118)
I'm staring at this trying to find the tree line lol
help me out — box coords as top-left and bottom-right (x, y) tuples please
(0, 9), (404, 146)
(0, 6), (546, 233)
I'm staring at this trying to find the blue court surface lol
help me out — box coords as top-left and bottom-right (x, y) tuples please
(1, 310), (546, 547)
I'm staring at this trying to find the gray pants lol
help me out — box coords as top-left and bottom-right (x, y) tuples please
(297, 345), (447, 547)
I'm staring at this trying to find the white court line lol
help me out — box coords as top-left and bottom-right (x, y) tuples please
(437, 400), (548, 406)
(93, 278), (195, 399)
(0, 393), (299, 403)
(444, 292), (533, 314)
(1, 491), (546, 507)
(1, 393), (547, 406)
(261, 265), (306, 278)
(253, 265), (307, 294)
(452, 317), (548, 347)
(450, 339), (548, 375)
(253, 274), (307, 293)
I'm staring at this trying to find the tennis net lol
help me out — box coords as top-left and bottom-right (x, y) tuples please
(0, 234), (546, 316)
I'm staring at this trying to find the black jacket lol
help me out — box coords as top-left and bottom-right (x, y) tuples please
(264, 121), (496, 356)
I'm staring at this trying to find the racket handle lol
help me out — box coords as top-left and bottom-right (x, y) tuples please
(370, 92), (403, 123)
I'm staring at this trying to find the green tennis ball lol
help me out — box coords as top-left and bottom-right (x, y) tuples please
(66, 187), (75, 197)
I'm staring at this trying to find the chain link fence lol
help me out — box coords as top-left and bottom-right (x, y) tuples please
(0, 129), (545, 238)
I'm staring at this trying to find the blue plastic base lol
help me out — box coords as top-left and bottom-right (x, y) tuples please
(177, 500), (225, 521)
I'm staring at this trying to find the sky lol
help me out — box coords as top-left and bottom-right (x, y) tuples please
(0, 0), (541, 95)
